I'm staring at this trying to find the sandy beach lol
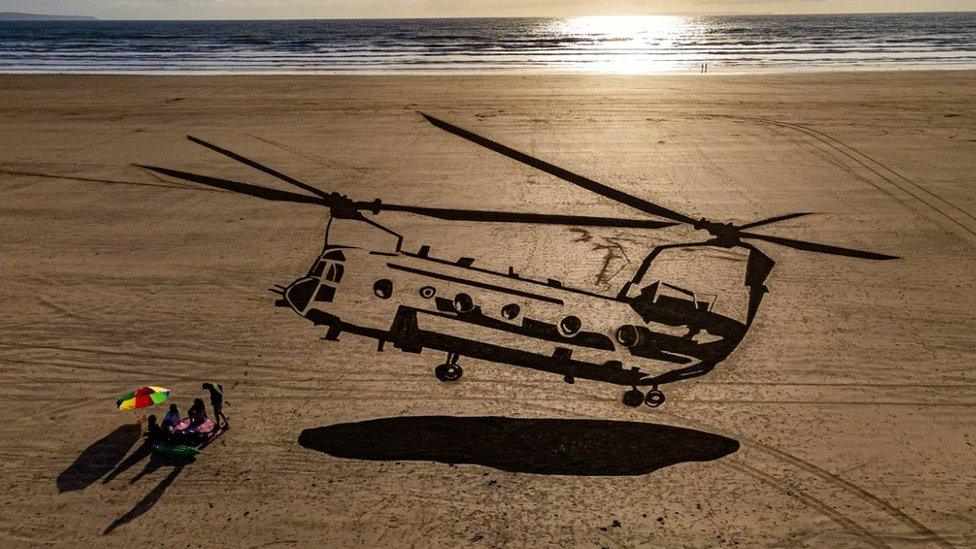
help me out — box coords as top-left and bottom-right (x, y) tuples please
(1, 71), (975, 546)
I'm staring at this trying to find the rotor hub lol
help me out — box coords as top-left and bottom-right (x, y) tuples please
(693, 218), (740, 246)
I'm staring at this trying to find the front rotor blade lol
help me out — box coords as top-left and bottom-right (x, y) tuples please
(737, 212), (814, 230)
(739, 231), (898, 260)
(359, 202), (679, 229)
(420, 113), (696, 225)
(136, 165), (327, 206)
(187, 136), (331, 200)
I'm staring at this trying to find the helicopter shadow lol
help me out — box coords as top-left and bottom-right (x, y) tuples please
(298, 416), (739, 476)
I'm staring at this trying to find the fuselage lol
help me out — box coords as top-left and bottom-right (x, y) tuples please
(281, 241), (749, 388)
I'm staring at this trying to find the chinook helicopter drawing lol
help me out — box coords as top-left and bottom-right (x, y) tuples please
(138, 113), (897, 408)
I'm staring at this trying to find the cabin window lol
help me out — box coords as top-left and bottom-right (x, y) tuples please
(373, 279), (393, 299)
(559, 315), (582, 336)
(454, 293), (474, 313)
(616, 325), (641, 347)
(419, 286), (436, 299)
(326, 264), (344, 283)
(501, 304), (520, 320)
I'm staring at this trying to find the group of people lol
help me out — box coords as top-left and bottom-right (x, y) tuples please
(146, 382), (229, 445)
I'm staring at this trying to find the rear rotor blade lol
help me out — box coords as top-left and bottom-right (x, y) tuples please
(135, 165), (327, 206)
(737, 212), (814, 230)
(187, 136), (330, 200)
(358, 202), (679, 229)
(738, 230), (898, 260)
(420, 113), (696, 225)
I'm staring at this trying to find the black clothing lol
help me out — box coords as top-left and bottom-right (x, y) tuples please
(146, 423), (166, 444)
(187, 402), (206, 424)
(205, 384), (223, 406)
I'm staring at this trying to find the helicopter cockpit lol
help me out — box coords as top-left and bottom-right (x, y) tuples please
(283, 247), (347, 313)
(309, 248), (346, 286)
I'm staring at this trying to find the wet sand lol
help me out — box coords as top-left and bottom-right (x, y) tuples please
(1, 71), (975, 546)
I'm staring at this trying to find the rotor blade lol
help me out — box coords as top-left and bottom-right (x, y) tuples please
(135, 165), (327, 206)
(737, 212), (814, 230)
(738, 230), (898, 260)
(420, 112), (697, 225)
(186, 136), (331, 200)
(356, 202), (679, 229)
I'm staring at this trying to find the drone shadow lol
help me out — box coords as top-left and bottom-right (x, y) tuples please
(298, 416), (738, 476)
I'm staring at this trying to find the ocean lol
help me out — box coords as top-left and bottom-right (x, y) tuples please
(0, 13), (973, 74)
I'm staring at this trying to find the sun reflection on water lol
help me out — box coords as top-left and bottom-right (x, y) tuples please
(559, 15), (688, 39)
(552, 15), (700, 73)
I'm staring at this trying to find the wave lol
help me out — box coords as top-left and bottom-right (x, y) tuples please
(0, 13), (973, 73)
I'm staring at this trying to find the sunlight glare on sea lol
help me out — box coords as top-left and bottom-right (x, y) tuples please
(553, 15), (696, 73)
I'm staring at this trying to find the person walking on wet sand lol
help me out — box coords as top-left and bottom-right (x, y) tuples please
(202, 382), (229, 430)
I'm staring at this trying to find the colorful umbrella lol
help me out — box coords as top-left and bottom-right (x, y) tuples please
(117, 386), (170, 410)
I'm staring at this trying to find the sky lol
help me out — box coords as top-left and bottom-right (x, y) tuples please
(1, 0), (973, 19)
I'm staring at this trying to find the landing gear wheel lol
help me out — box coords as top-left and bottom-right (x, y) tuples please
(644, 389), (665, 408)
(435, 363), (462, 382)
(622, 388), (644, 407)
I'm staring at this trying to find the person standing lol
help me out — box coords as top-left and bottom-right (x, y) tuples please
(202, 382), (229, 430)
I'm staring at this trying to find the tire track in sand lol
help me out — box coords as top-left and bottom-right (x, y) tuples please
(501, 384), (955, 548)
(530, 395), (953, 547)
(706, 114), (976, 242)
(645, 398), (955, 548)
(263, 373), (956, 548)
(247, 373), (951, 547)
(509, 398), (897, 547)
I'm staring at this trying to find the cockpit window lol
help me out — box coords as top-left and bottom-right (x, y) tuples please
(325, 263), (344, 283)
(315, 284), (335, 302)
(311, 250), (346, 279)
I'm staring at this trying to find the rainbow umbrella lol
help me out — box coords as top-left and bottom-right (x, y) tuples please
(117, 386), (170, 411)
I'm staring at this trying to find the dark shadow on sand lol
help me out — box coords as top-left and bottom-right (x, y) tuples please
(102, 441), (154, 485)
(103, 429), (222, 534)
(103, 464), (186, 535)
(298, 416), (739, 476)
(57, 423), (141, 492)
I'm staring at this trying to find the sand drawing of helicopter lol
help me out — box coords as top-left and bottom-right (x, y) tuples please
(138, 113), (897, 408)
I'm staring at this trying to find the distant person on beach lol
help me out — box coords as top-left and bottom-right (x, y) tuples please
(187, 398), (207, 427)
(202, 382), (229, 430)
(162, 403), (181, 430)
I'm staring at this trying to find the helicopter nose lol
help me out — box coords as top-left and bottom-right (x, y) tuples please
(284, 277), (318, 313)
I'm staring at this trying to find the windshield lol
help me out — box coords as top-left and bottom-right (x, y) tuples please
(310, 249), (346, 280)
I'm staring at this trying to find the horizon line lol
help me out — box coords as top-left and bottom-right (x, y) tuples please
(5, 9), (975, 22)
